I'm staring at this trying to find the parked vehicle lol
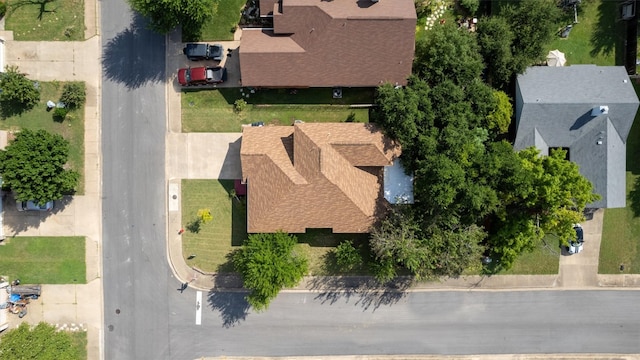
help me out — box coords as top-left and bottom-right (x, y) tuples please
(177, 66), (227, 86)
(16, 200), (53, 212)
(567, 224), (584, 254)
(10, 284), (41, 299)
(182, 43), (224, 61)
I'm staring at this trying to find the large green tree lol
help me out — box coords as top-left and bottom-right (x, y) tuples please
(476, 16), (514, 89)
(0, 129), (79, 204)
(0, 65), (41, 116)
(413, 23), (484, 86)
(370, 207), (485, 281)
(128, 0), (216, 39)
(0, 322), (83, 360)
(477, 0), (561, 89)
(233, 232), (308, 311)
(501, 0), (561, 75)
(485, 147), (600, 270)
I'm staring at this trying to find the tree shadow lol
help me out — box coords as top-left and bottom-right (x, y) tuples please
(0, 101), (30, 118)
(102, 13), (165, 89)
(206, 273), (249, 328)
(589, 0), (624, 65)
(8, 0), (58, 21)
(307, 276), (411, 312)
(629, 177), (640, 217)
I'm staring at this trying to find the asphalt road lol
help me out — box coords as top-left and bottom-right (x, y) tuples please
(98, 3), (640, 360)
(101, 1), (170, 359)
(168, 290), (640, 357)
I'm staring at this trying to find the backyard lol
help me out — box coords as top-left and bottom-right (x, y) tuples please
(5, 0), (84, 41)
(546, 0), (621, 66)
(0, 81), (86, 194)
(182, 88), (372, 132)
(0, 236), (86, 284)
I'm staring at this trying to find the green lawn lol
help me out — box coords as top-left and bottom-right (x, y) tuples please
(546, 0), (621, 66)
(0, 81), (85, 195)
(0, 237), (86, 284)
(296, 229), (371, 275)
(182, 179), (247, 273)
(599, 84), (640, 274)
(499, 237), (560, 275)
(194, 0), (245, 41)
(5, 0), (84, 41)
(181, 180), (374, 274)
(182, 88), (372, 132)
(70, 331), (88, 360)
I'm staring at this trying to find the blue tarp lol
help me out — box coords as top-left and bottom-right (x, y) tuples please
(9, 293), (20, 302)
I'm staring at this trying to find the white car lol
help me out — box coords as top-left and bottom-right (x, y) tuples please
(567, 224), (584, 254)
(16, 200), (54, 212)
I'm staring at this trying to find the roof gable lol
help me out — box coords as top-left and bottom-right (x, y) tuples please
(240, 123), (401, 233)
(515, 65), (639, 208)
(240, 0), (416, 87)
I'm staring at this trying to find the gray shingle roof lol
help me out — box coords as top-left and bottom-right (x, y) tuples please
(515, 65), (639, 208)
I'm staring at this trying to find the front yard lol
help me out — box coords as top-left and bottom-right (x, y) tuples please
(182, 88), (372, 132)
(181, 180), (374, 275)
(0, 81), (85, 195)
(5, 0), (84, 41)
(0, 236), (86, 284)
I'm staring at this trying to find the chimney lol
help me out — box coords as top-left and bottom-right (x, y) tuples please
(591, 105), (609, 116)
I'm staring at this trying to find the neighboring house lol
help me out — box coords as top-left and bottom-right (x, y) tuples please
(238, 0), (416, 88)
(240, 122), (413, 233)
(515, 65), (639, 208)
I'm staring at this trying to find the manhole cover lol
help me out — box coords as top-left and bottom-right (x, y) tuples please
(172, 195), (177, 200)
(115, 309), (120, 314)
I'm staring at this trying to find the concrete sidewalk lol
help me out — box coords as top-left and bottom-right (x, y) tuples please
(1, 3), (103, 360)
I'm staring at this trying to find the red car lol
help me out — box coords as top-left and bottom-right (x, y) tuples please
(177, 66), (227, 86)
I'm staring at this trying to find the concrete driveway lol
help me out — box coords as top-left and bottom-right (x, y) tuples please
(166, 133), (242, 180)
(2, 193), (96, 237)
(167, 35), (242, 91)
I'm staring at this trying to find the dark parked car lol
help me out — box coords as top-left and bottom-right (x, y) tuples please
(182, 43), (224, 61)
(177, 66), (227, 86)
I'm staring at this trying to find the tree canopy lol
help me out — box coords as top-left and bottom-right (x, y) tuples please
(128, 0), (216, 39)
(233, 232), (308, 311)
(477, 0), (561, 89)
(0, 129), (79, 204)
(0, 65), (41, 117)
(371, 14), (598, 275)
(0, 322), (83, 360)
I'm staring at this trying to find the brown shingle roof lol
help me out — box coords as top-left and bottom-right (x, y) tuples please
(240, 123), (401, 233)
(240, 0), (416, 87)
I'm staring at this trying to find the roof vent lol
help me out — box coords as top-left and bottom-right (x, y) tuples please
(591, 105), (609, 116)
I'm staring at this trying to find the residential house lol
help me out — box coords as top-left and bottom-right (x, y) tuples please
(515, 65), (639, 208)
(238, 0), (417, 88)
(240, 122), (412, 233)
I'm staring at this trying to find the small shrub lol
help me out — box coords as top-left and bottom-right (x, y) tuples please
(197, 208), (213, 224)
(60, 82), (86, 109)
(234, 99), (248, 113)
(52, 107), (68, 121)
(334, 240), (362, 269)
